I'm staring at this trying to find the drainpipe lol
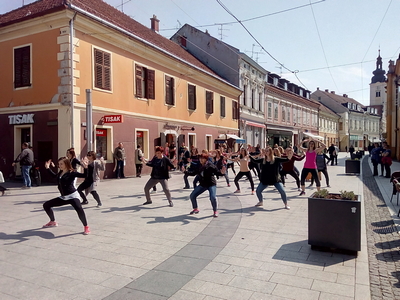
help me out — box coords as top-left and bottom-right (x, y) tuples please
(69, 12), (77, 148)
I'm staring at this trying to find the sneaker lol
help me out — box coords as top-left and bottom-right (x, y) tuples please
(183, 186), (190, 189)
(168, 201), (174, 207)
(251, 191), (254, 195)
(81, 200), (88, 205)
(143, 201), (152, 205)
(297, 188), (301, 191)
(227, 184), (230, 187)
(83, 226), (90, 235)
(327, 185), (330, 188)
(234, 190), (241, 193)
(150, 190), (157, 194)
(43, 221), (58, 228)
(97, 202), (102, 208)
(190, 209), (199, 214)
(213, 211), (219, 217)
(299, 191), (305, 196)
(255, 201), (263, 207)
(285, 205), (290, 210)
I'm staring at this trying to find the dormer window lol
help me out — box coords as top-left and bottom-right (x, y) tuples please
(273, 77), (278, 86)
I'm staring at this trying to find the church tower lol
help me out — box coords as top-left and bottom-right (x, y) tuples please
(369, 50), (387, 140)
(370, 50), (387, 106)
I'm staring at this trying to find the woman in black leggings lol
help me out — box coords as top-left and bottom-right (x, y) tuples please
(43, 157), (90, 235)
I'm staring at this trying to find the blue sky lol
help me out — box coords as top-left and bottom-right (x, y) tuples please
(1, 0), (399, 105)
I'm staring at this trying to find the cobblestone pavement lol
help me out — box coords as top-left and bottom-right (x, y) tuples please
(363, 158), (400, 300)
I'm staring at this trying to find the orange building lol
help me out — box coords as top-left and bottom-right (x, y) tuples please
(0, 0), (241, 179)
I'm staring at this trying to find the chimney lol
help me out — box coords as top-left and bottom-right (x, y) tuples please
(150, 15), (159, 32)
(343, 94), (348, 98)
(325, 89), (329, 92)
(330, 91), (335, 94)
(317, 87), (319, 90)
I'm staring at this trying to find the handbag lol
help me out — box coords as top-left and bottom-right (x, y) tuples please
(382, 156), (392, 166)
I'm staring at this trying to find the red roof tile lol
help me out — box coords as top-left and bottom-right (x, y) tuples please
(0, 0), (218, 76)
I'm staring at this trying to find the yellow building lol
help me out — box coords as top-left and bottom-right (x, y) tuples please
(0, 0), (241, 178)
(386, 55), (400, 159)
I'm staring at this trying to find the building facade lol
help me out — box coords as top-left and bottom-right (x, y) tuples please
(265, 75), (319, 148)
(386, 55), (400, 159)
(318, 104), (340, 147)
(312, 89), (380, 151)
(171, 24), (267, 147)
(0, 0), (241, 179)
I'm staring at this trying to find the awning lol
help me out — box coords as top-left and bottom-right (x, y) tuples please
(246, 121), (266, 128)
(303, 132), (324, 140)
(216, 134), (246, 144)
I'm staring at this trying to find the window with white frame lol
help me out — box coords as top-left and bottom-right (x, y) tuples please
(274, 103), (278, 120)
(268, 102), (272, 118)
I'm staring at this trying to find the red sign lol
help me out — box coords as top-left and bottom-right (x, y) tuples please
(96, 129), (107, 136)
(137, 131), (143, 137)
(103, 115), (123, 123)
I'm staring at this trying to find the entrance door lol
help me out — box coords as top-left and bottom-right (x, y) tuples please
(14, 126), (32, 176)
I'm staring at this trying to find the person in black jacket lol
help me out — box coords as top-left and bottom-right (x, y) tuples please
(253, 147), (291, 209)
(189, 153), (226, 217)
(183, 157), (199, 189)
(143, 146), (174, 206)
(42, 157), (90, 235)
(310, 151), (330, 187)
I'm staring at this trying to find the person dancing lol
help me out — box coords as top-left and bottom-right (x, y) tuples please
(43, 157), (90, 235)
(77, 151), (105, 207)
(298, 138), (326, 196)
(230, 148), (255, 194)
(143, 146), (174, 206)
(280, 147), (304, 190)
(254, 147), (291, 209)
(310, 150), (330, 187)
(189, 153), (225, 217)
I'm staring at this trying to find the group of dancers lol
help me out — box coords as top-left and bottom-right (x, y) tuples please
(40, 138), (329, 235)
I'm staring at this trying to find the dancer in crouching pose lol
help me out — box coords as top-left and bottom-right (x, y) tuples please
(189, 153), (226, 217)
(78, 151), (105, 207)
(143, 146), (174, 207)
(43, 157), (90, 235)
(254, 147), (291, 209)
(230, 148), (255, 195)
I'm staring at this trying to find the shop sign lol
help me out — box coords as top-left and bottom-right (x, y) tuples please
(137, 131), (143, 137)
(8, 113), (34, 124)
(103, 115), (123, 123)
(96, 129), (107, 136)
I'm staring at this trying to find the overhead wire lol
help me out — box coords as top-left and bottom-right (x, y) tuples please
(215, 0), (309, 90)
(159, 0), (326, 31)
(308, 0), (339, 92)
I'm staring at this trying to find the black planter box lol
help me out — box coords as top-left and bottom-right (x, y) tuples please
(345, 159), (360, 174)
(308, 194), (361, 252)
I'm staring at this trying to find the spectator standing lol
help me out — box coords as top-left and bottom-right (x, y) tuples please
(113, 142), (125, 178)
(381, 143), (392, 178)
(310, 151), (331, 187)
(135, 145), (144, 177)
(327, 144), (336, 166)
(349, 145), (355, 158)
(370, 143), (381, 176)
(12, 142), (34, 189)
(334, 144), (339, 165)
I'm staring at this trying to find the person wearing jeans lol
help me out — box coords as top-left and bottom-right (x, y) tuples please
(189, 153), (225, 217)
(253, 147), (291, 209)
(12, 142), (34, 188)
